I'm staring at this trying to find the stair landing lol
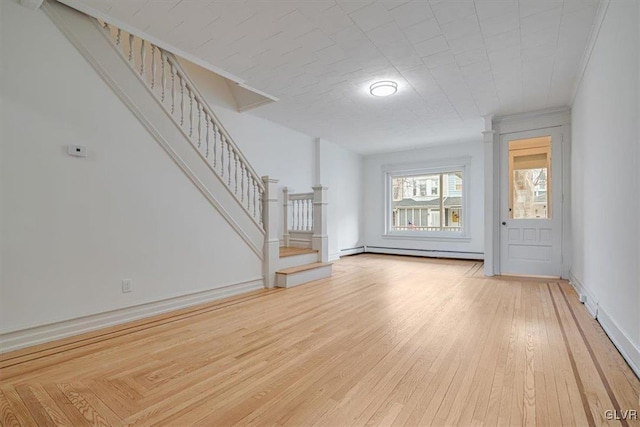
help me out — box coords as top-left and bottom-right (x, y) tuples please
(279, 247), (318, 258)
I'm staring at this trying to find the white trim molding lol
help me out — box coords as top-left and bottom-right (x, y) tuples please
(596, 308), (640, 379)
(340, 246), (365, 257)
(0, 278), (264, 354)
(568, 270), (640, 379)
(365, 246), (483, 260)
(382, 157), (471, 241)
(490, 109), (572, 279)
(568, 269), (598, 318)
(571, 0), (611, 103)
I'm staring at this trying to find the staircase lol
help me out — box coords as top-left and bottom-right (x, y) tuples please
(275, 188), (332, 288)
(44, 0), (331, 290)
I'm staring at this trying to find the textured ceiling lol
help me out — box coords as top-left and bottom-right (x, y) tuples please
(61, 0), (599, 153)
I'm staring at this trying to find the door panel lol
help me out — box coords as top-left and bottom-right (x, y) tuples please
(500, 128), (562, 277)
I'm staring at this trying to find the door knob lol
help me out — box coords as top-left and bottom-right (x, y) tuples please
(501, 221), (507, 226)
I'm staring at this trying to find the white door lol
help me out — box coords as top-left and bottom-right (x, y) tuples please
(499, 127), (563, 277)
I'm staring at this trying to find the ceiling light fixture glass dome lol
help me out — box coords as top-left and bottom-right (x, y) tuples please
(369, 80), (398, 97)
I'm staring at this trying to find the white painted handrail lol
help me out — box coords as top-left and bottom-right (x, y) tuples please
(98, 21), (265, 227)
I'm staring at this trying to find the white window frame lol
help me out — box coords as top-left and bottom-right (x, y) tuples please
(383, 158), (471, 241)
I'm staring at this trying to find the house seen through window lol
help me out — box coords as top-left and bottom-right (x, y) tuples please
(391, 172), (463, 232)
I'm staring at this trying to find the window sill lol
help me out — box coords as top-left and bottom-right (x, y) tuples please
(382, 232), (472, 243)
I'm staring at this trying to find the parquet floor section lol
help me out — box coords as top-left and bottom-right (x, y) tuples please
(1, 254), (639, 426)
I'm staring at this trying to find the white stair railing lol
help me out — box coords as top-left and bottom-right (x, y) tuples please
(282, 187), (328, 263)
(289, 192), (314, 232)
(282, 189), (313, 248)
(98, 21), (265, 227)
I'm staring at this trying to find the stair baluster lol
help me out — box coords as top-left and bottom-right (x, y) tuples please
(227, 143), (231, 186)
(139, 40), (145, 76)
(128, 33), (133, 62)
(150, 45), (156, 89)
(220, 136), (225, 178)
(197, 102), (202, 148)
(246, 168), (251, 210)
(205, 113), (210, 157)
(253, 179), (257, 218)
(240, 163), (244, 202)
(98, 20), (265, 228)
(189, 89), (194, 137)
(213, 123), (218, 167)
(179, 73), (184, 123)
(160, 52), (166, 102)
(234, 151), (238, 193)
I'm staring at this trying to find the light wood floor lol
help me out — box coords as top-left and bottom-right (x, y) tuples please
(1, 254), (639, 426)
(279, 246), (318, 257)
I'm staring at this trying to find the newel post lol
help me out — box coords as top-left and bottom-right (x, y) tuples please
(282, 187), (290, 247)
(312, 185), (329, 263)
(262, 176), (280, 288)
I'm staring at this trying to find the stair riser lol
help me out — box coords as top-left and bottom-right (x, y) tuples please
(276, 265), (332, 288)
(278, 252), (319, 270)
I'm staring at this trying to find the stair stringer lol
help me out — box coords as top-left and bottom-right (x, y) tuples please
(42, 0), (265, 259)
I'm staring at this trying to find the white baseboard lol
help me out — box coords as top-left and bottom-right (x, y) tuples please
(340, 246), (365, 257)
(365, 246), (484, 260)
(0, 278), (263, 354)
(329, 253), (341, 262)
(568, 269), (598, 318)
(568, 269), (640, 379)
(596, 307), (640, 379)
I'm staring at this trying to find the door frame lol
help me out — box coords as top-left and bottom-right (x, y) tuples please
(483, 108), (571, 278)
(499, 127), (563, 277)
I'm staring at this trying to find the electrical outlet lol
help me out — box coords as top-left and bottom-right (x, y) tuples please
(122, 278), (133, 293)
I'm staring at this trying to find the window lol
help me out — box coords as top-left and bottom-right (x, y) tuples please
(418, 180), (427, 196)
(508, 136), (551, 219)
(387, 169), (465, 235)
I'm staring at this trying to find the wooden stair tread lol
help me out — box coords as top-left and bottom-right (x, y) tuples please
(277, 262), (332, 275)
(279, 247), (318, 258)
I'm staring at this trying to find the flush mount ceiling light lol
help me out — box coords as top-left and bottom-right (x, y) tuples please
(369, 80), (398, 97)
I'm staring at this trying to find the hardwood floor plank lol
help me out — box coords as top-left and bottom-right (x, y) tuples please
(26, 384), (74, 427)
(496, 282), (524, 426)
(534, 285), (564, 426)
(0, 389), (31, 427)
(456, 282), (515, 425)
(559, 283), (640, 420)
(523, 285), (537, 426)
(41, 383), (92, 427)
(1, 255), (638, 426)
(15, 385), (55, 427)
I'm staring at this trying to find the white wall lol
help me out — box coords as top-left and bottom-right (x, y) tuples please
(571, 0), (640, 369)
(363, 141), (484, 257)
(319, 139), (364, 259)
(0, 0), (262, 334)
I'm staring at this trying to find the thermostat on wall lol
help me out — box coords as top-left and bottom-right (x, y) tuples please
(67, 144), (87, 158)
